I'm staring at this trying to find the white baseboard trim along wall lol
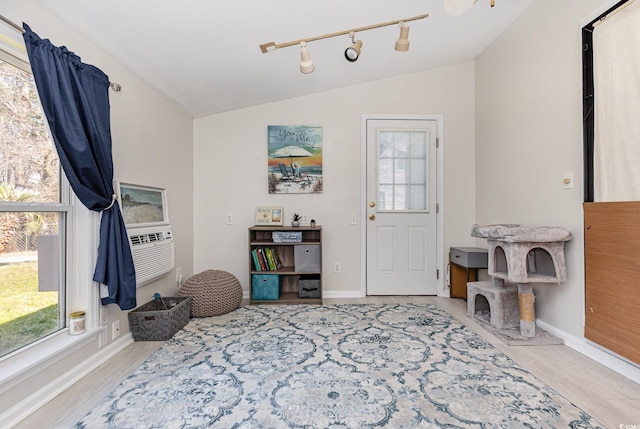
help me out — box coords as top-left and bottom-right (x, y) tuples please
(537, 319), (640, 385)
(2, 333), (134, 428)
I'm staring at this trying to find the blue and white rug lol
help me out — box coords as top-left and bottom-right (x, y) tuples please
(75, 304), (603, 428)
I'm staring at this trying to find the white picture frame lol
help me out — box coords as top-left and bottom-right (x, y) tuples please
(115, 181), (169, 228)
(255, 206), (283, 226)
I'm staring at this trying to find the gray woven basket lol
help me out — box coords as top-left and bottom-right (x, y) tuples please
(128, 296), (191, 341)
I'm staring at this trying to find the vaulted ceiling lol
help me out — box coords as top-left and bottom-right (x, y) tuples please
(35, 0), (534, 117)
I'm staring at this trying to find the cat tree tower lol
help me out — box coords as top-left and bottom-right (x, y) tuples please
(466, 224), (572, 338)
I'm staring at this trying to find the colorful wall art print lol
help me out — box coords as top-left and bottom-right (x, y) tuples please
(268, 125), (323, 194)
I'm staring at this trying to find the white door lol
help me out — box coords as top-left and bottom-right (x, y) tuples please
(365, 118), (438, 295)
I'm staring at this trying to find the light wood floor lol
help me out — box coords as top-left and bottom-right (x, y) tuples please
(15, 296), (640, 429)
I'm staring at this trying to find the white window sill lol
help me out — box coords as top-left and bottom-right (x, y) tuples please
(0, 327), (104, 394)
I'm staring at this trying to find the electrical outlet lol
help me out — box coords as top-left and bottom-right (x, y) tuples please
(333, 262), (342, 273)
(112, 320), (120, 340)
(225, 212), (233, 225)
(176, 267), (182, 285)
(100, 306), (108, 326)
(301, 213), (309, 224)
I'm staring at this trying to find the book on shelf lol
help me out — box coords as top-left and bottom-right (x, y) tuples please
(264, 248), (276, 271)
(251, 247), (285, 272)
(257, 248), (268, 271)
(251, 249), (262, 271)
(271, 247), (282, 269)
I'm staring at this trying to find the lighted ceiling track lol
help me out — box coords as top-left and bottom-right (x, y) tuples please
(259, 13), (429, 54)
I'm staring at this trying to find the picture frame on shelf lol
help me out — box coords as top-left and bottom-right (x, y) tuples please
(255, 206), (283, 226)
(115, 181), (169, 228)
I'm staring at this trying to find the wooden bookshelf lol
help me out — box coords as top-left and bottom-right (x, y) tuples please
(248, 226), (322, 305)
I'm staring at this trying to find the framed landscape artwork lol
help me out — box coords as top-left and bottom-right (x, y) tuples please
(115, 182), (169, 228)
(267, 125), (323, 194)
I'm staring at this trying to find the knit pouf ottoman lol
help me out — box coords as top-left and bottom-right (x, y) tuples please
(178, 270), (242, 317)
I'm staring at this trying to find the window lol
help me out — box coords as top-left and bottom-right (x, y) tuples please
(0, 25), (97, 367)
(377, 129), (428, 211)
(0, 56), (71, 358)
(582, 0), (637, 202)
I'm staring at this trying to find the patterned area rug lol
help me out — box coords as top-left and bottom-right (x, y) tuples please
(75, 304), (603, 428)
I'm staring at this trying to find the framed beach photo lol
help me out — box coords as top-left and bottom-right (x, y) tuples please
(255, 206), (283, 226)
(115, 182), (169, 228)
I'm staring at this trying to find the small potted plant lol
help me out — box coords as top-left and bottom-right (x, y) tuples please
(291, 213), (301, 227)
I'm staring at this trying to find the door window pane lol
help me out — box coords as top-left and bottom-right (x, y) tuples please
(377, 129), (428, 211)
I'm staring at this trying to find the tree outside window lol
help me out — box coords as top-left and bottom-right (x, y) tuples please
(0, 58), (68, 357)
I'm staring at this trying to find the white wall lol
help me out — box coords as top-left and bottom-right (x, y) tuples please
(194, 61), (477, 296)
(1, 0), (194, 418)
(475, 0), (609, 338)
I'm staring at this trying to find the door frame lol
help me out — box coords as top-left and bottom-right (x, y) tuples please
(359, 114), (446, 297)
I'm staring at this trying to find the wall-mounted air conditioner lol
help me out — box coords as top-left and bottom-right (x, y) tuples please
(127, 224), (175, 287)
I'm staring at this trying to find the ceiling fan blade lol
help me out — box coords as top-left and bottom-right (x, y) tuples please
(444, 0), (479, 17)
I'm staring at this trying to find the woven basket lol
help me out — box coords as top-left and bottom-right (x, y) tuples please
(128, 296), (191, 341)
(178, 270), (243, 317)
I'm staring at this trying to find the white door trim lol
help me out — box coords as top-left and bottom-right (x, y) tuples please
(360, 114), (446, 297)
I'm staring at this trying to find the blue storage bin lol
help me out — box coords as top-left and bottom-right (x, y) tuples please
(252, 274), (280, 300)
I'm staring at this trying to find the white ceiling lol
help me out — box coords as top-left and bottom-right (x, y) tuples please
(35, 0), (533, 118)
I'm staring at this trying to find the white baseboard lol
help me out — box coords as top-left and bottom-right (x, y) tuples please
(243, 290), (364, 300)
(322, 290), (364, 299)
(2, 333), (133, 428)
(536, 319), (640, 384)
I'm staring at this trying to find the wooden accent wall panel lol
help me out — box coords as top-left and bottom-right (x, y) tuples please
(584, 202), (640, 365)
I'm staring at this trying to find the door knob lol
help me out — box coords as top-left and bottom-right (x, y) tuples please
(368, 214), (375, 220)
(369, 201), (376, 207)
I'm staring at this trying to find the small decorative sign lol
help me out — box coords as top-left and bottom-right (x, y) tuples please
(255, 207), (283, 226)
(272, 231), (302, 243)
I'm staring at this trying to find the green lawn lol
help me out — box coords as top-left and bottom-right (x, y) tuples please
(0, 261), (60, 356)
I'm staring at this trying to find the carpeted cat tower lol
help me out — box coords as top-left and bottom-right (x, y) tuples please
(467, 224), (571, 339)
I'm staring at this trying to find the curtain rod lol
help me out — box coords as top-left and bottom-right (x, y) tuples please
(0, 13), (122, 92)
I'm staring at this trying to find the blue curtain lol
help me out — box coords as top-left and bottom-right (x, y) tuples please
(23, 24), (137, 310)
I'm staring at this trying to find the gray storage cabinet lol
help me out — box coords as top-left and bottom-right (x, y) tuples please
(449, 247), (488, 299)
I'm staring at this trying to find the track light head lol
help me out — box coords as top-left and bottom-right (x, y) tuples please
(299, 42), (314, 74)
(395, 22), (410, 52)
(345, 32), (363, 62)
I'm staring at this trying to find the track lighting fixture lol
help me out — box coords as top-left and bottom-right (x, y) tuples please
(344, 32), (363, 62)
(259, 13), (428, 74)
(394, 22), (410, 52)
(299, 42), (314, 74)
